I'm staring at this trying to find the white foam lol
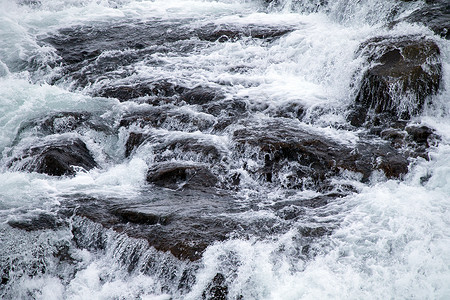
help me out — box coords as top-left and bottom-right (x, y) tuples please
(189, 145), (450, 299)
(0, 0), (449, 298)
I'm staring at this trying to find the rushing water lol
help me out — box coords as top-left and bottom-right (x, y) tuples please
(0, 0), (449, 299)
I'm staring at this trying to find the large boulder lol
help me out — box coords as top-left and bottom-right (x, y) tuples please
(349, 36), (441, 127)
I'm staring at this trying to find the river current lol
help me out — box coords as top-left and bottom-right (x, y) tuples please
(0, 0), (449, 299)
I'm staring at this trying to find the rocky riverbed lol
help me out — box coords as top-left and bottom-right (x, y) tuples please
(1, 0), (449, 298)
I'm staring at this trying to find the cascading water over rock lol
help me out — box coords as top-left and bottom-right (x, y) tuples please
(0, 0), (449, 299)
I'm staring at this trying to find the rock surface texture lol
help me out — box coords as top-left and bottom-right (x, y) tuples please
(8, 138), (98, 176)
(349, 36), (441, 127)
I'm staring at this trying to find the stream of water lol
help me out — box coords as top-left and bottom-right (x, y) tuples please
(0, 0), (449, 299)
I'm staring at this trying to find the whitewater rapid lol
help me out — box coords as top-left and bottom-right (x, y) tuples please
(0, 0), (449, 299)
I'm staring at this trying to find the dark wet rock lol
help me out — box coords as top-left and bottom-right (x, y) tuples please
(371, 124), (438, 159)
(43, 21), (198, 88)
(299, 226), (330, 238)
(349, 36), (441, 127)
(232, 120), (409, 185)
(7, 213), (64, 231)
(12, 113), (112, 148)
(39, 112), (112, 135)
(119, 107), (168, 128)
(375, 154), (409, 178)
(40, 112), (90, 133)
(112, 208), (171, 226)
(405, 125), (434, 145)
(119, 106), (215, 132)
(405, 125), (438, 157)
(17, 0), (41, 7)
(197, 24), (293, 42)
(43, 22), (191, 66)
(380, 128), (408, 148)
(1, 269), (9, 285)
(233, 124), (339, 187)
(272, 102), (306, 119)
(9, 138), (98, 176)
(227, 172), (242, 187)
(94, 81), (186, 102)
(15, 112), (86, 136)
(354, 140), (409, 178)
(153, 138), (223, 163)
(204, 99), (248, 133)
(43, 21), (293, 90)
(124, 131), (223, 163)
(401, 1), (450, 39)
(69, 184), (340, 262)
(96, 82), (223, 104)
(125, 132), (146, 157)
(147, 162), (218, 189)
(181, 86), (225, 105)
(202, 273), (228, 300)
(72, 212), (222, 261)
(379, 125), (435, 147)
(71, 195), (235, 261)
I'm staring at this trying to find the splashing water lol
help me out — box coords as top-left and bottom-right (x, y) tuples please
(0, 0), (449, 299)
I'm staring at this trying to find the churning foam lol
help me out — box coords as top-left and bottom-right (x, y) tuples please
(0, 0), (449, 298)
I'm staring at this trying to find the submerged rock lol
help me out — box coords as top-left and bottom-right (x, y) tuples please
(94, 81), (186, 102)
(232, 120), (409, 187)
(119, 106), (215, 132)
(147, 162), (218, 190)
(7, 213), (64, 231)
(39, 112), (90, 133)
(12, 112), (112, 146)
(71, 194), (235, 261)
(8, 138), (98, 176)
(349, 36), (441, 127)
(180, 86), (224, 105)
(95, 81), (225, 104)
(197, 24), (293, 42)
(70, 185), (336, 262)
(17, 0), (41, 7)
(43, 21), (294, 92)
(112, 208), (171, 226)
(119, 107), (168, 128)
(125, 131), (223, 163)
